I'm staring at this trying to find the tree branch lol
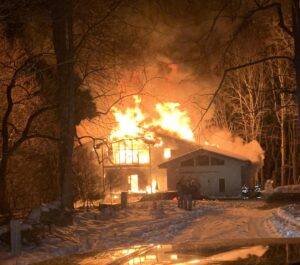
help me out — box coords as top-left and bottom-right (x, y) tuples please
(74, 0), (123, 54)
(223, 1), (293, 59)
(253, 1), (293, 36)
(9, 105), (57, 155)
(193, 55), (293, 131)
(25, 133), (60, 141)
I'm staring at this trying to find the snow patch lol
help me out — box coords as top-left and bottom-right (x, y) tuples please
(272, 205), (300, 237)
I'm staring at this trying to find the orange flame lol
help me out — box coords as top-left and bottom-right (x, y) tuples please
(204, 140), (220, 148)
(153, 102), (194, 141)
(110, 96), (145, 140)
(110, 96), (195, 166)
(110, 96), (194, 142)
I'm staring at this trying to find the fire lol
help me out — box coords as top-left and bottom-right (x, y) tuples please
(110, 96), (145, 140)
(204, 140), (220, 148)
(110, 96), (194, 143)
(110, 96), (152, 165)
(153, 102), (195, 141)
(145, 180), (157, 194)
(109, 96), (194, 166)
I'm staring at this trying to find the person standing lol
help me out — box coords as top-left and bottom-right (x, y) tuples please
(176, 179), (184, 209)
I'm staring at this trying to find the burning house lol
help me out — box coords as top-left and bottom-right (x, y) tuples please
(78, 96), (259, 198)
(103, 133), (199, 193)
(101, 96), (198, 193)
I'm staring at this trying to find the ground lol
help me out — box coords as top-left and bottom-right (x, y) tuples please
(1, 200), (299, 265)
(174, 201), (277, 241)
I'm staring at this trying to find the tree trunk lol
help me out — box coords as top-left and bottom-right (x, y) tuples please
(51, 0), (75, 209)
(280, 93), (286, 186)
(0, 85), (13, 214)
(0, 160), (10, 214)
(293, 1), (300, 134)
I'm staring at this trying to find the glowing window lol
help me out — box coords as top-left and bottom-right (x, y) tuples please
(112, 140), (150, 165)
(128, 174), (138, 192)
(164, 148), (171, 159)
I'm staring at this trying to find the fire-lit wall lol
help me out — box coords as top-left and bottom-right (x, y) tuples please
(160, 149), (254, 198)
(103, 134), (199, 193)
(150, 134), (199, 191)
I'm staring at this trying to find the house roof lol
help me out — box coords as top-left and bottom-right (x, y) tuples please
(158, 145), (250, 168)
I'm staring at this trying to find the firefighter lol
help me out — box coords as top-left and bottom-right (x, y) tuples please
(255, 183), (261, 199)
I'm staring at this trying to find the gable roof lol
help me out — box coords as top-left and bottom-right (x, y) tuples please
(158, 145), (250, 168)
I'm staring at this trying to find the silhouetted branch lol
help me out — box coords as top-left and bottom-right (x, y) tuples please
(253, 1), (293, 36)
(9, 105), (57, 155)
(193, 55), (293, 131)
(222, 1), (293, 59)
(74, 0), (123, 54)
(25, 133), (60, 141)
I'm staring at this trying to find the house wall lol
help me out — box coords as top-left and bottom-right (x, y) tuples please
(151, 135), (198, 191)
(100, 135), (198, 192)
(76, 140), (255, 197)
(105, 167), (149, 192)
(166, 150), (250, 198)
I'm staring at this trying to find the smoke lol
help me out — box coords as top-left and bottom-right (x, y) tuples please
(134, 55), (218, 124)
(77, 53), (265, 166)
(76, 1), (265, 167)
(200, 128), (265, 165)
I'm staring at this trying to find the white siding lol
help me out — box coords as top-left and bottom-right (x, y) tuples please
(166, 151), (249, 198)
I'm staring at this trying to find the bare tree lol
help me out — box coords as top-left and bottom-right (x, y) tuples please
(0, 44), (59, 214)
(50, 0), (76, 209)
(198, 1), (300, 130)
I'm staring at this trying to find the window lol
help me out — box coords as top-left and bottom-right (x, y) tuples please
(219, 178), (225, 193)
(195, 155), (209, 166)
(181, 158), (194, 167)
(211, 157), (225, 165)
(164, 148), (171, 159)
(128, 174), (139, 192)
(112, 140), (150, 165)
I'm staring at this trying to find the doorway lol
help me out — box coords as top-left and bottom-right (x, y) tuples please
(128, 174), (139, 192)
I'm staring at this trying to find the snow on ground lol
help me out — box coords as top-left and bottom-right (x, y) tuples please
(272, 204), (300, 238)
(173, 200), (280, 242)
(274, 184), (300, 193)
(0, 200), (299, 265)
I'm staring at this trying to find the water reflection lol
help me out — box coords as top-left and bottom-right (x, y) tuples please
(118, 244), (269, 265)
(35, 239), (300, 265)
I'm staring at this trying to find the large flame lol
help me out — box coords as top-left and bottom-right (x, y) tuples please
(110, 96), (145, 140)
(110, 96), (194, 143)
(109, 96), (194, 170)
(110, 96), (152, 165)
(153, 102), (194, 141)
